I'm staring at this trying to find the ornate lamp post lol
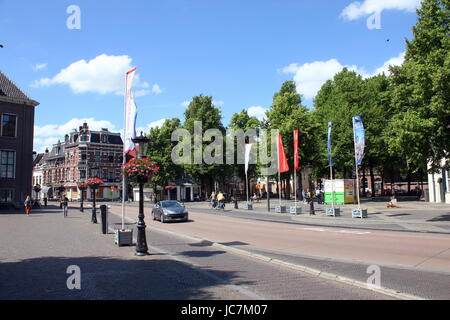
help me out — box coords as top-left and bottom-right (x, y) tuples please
(124, 133), (159, 256)
(77, 182), (88, 212)
(86, 177), (104, 224)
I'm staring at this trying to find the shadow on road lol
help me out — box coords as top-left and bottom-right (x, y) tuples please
(427, 214), (450, 222)
(0, 256), (252, 300)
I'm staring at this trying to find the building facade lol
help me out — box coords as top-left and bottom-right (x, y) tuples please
(36, 122), (124, 201)
(428, 159), (450, 204)
(0, 71), (39, 209)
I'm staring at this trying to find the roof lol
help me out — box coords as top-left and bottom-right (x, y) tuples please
(0, 70), (39, 106)
(33, 154), (44, 166)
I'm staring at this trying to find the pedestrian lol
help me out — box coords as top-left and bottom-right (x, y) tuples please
(217, 191), (225, 210)
(62, 196), (69, 218)
(43, 196), (48, 207)
(24, 196), (31, 216)
(316, 188), (323, 205)
(210, 191), (217, 208)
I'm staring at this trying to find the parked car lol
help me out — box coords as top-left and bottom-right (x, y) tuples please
(152, 201), (189, 223)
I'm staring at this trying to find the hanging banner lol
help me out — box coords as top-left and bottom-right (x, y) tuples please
(294, 130), (299, 171)
(245, 143), (253, 174)
(327, 121), (333, 167)
(277, 135), (289, 173)
(124, 67), (138, 155)
(352, 115), (365, 166)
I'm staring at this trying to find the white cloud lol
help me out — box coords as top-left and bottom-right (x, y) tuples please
(341, 0), (421, 20)
(181, 101), (191, 108)
(33, 63), (47, 71)
(31, 54), (150, 96)
(281, 59), (363, 99)
(247, 106), (268, 121)
(34, 118), (118, 153)
(151, 84), (163, 95)
(371, 51), (405, 76)
(136, 119), (167, 134)
(280, 52), (405, 99)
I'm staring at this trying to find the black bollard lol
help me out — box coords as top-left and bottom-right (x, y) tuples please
(309, 198), (315, 215)
(234, 198), (238, 209)
(100, 205), (108, 234)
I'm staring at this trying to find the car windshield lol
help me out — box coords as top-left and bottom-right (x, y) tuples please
(161, 201), (183, 208)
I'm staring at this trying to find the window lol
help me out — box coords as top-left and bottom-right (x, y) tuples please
(0, 189), (14, 203)
(95, 151), (101, 162)
(109, 169), (115, 181)
(81, 152), (87, 160)
(1, 114), (17, 137)
(80, 170), (86, 180)
(0, 151), (15, 179)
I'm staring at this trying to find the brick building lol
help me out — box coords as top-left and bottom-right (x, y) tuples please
(0, 71), (39, 209)
(37, 122), (124, 201)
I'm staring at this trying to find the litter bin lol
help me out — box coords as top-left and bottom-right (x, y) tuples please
(100, 205), (108, 235)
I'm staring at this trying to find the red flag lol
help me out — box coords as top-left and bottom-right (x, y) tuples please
(277, 135), (289, 173)
(294, 130), (299, 171)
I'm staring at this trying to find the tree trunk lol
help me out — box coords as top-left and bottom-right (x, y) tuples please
(369, 164), (375, 198)
(286, 176), (291, 200)
(362, 166), (367, 198)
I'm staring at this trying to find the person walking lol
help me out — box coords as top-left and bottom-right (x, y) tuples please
(24, 196), (31, 216)
(210, 191), (217, 209)
(217, 191), (225, 210)
(62, 196), (69, 218)
(316, 188), (323, 205)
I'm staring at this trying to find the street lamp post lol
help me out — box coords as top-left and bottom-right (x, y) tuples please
(78, 183), (87, 212)
(132, 133), (150, 256)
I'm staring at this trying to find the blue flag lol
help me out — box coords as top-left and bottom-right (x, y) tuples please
(352, 115), (365, 166)
(327, 121), (333, 167)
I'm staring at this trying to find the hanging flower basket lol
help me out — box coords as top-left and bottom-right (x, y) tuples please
(85, 177), (104, 190)
(122, 158), (159, 183)
(77, 182), (88, 190)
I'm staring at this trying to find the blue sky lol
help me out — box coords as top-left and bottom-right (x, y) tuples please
(0, 0), (421, 152)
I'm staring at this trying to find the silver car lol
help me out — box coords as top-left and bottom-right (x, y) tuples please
(152, 201), (189, 223)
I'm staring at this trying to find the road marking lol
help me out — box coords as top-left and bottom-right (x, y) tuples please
(336, 230), (372, 235)
(299, 228), (327, 232)
(298, 227), (371, 235)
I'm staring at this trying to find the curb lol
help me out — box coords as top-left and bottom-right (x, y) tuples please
(107, 209), (427, 301)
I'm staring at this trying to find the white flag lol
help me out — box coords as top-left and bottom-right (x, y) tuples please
(245, 143), (253, 174)
(124, 68), (137, 154)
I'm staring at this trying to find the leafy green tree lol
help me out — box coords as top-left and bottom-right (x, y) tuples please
(228, 110), (263, 196)
(146, 118), (184, 199)
(387, 0), (450, 172)
(266, 81), (314, 198)
(183, 95), (228, 194)
(313, 69), (366, 179)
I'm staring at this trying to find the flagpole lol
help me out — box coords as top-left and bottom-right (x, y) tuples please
(353, 117), (362, 218)
(330, 164), (335, 212)
(121, 72), (128, 231)
(294, 170), (297, 208)
(246, 172), (249, 204)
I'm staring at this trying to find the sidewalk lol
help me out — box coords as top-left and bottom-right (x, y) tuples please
(0, 206), (249, 300)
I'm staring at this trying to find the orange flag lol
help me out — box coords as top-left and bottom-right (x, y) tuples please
(277, 135), (289, 173)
